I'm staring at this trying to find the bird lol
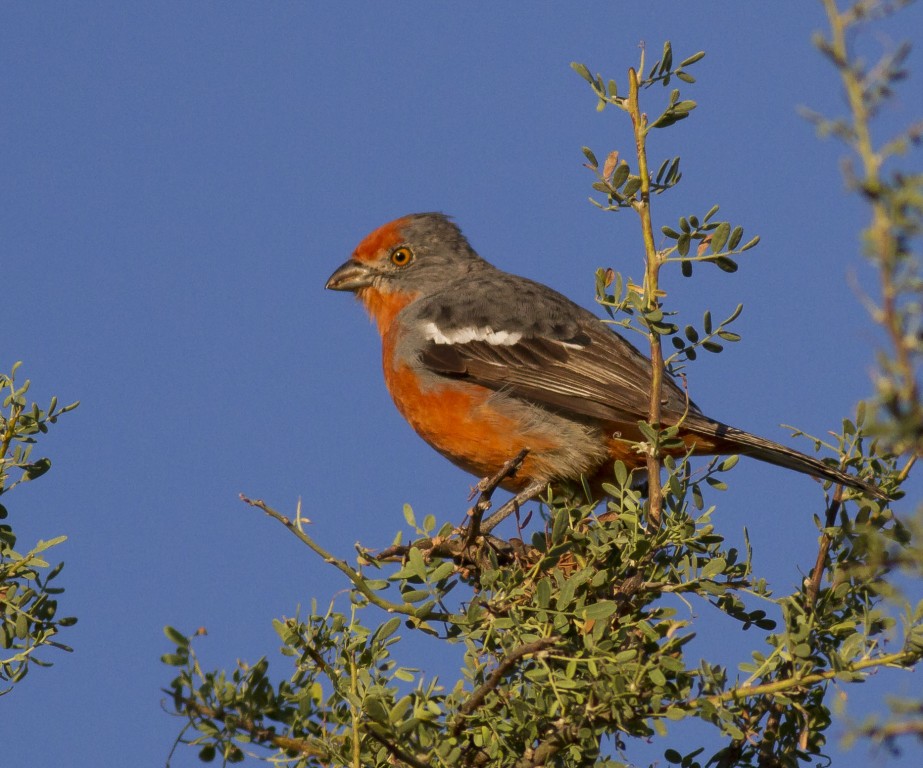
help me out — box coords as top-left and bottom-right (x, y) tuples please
(326, 212), (886, 506)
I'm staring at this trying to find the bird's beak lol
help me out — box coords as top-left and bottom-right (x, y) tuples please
(325, 259), (373, 292)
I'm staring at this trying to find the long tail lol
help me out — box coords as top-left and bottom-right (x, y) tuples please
(692, 421), (889, 500)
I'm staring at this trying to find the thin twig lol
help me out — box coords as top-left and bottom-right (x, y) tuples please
(806, 484), (845, 609)
(240, 495), (453, 622)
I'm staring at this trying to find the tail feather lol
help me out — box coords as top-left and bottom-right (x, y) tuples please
(693, 421), (889, 500)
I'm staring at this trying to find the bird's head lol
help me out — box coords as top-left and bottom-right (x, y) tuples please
(326, 213), (490, 334)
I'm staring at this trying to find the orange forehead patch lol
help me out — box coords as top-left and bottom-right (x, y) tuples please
(352, 216), (412, 264)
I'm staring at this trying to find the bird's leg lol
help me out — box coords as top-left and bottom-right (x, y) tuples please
(480, 479), (548, 536)
(461, 449), (530, 547)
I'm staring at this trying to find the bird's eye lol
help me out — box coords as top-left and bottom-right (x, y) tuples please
(390, 247), (413, 267)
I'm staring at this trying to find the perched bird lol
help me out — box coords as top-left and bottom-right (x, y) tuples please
(326, 212), (885, 503)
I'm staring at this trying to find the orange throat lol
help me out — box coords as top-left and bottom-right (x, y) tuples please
(356, 286), (419, 336)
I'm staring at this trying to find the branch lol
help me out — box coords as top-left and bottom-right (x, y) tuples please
(626, 64), (665, 527)
(513, 724), (582, 768)
(372, 534), (529, 574)
(806, 484), (844, 610)
(365, 727), (431, 768)
(450, 636), (560, 737)
(860, 717), (923, 742)
(170, 693), (331, 759)
(240, 495), (452, 622)
(689, 650), (915, 710)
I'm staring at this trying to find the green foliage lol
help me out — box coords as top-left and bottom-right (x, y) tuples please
(164, 442), (915, 766)
(799, 0), (923, 752)
(163, 17), (920, 768)
(0, 362), (78, 692)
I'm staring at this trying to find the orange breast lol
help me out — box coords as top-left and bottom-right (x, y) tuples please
(381, 331), (561, 491)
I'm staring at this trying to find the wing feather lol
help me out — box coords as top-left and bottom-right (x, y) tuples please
(419, 319), (702, 425)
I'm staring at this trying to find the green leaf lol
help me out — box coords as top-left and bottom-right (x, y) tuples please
(725, 304), (744, 324)
(551, 508), (569, 543)
(728, 225), (743, 250)
(582, 146), (598, 168)
(719, 455), (740, 471)
(584, 600), (618, 620)
(612, 161), (630, 188)
(394, 667), (416, 682)
(389, 694), (413, 723)
(713, 256), (738, 272)
(163, 626), (189, 647)
(648, 667), (667, 686)
(406, 546), (427, 579)
(571, 61), (594, 83)
(429, 560), (456, 582)
(680, 51), (706, 67)
(741, 235), (761, 251)
(622, 176), (642, 198)
(557, 573), (579, 610)
(23, 458), (51, 480)
(378, 616), (402, 641)
(401, 589), (431, 604)
(402, 504), (416, 527)
(710, 222), (731, 253)
(637, 421), (660, 443)
(661, 41), (673, 74)
(613, 460), (628, 486)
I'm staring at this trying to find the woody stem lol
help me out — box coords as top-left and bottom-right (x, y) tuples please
(628, 65), (664, 526)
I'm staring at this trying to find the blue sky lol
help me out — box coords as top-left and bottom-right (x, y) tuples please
(3, 2), (921, 766)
